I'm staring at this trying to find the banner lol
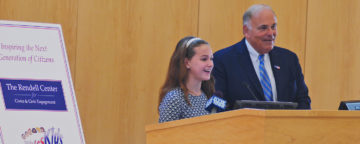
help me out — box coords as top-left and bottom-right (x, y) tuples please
(0, 20), (85, 144)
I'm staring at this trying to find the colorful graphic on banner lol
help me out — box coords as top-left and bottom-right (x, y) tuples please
(0, 79), (66, 111)
(21, 127), (63, 144)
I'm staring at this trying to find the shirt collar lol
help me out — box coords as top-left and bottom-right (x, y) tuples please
(245, 39), (271, 61)
(245, 39), (261, 62)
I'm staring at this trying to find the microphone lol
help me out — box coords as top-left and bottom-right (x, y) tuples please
(242, 82), (259, 101)
(205, 91), (227, 113)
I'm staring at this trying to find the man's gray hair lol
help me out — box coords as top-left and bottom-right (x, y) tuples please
(243, 4), (276, 29)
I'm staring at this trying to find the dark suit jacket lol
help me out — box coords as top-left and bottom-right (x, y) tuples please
(213, 38), (311, 109)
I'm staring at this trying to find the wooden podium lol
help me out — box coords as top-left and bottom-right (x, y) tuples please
(146, 109), (360, 144)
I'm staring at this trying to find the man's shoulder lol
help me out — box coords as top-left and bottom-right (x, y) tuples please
(272, 46), (297, 57)
(214, 40), (245, 57)
(271, 46), (300, 65)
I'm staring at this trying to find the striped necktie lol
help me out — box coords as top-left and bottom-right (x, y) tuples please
(259, 55), (273, 101)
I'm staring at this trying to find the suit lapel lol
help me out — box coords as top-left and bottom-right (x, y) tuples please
(269, 48), (282, 100)
(236, 39), (264, 100)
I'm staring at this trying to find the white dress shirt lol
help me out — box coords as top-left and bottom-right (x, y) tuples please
(245, 39), (277, 101)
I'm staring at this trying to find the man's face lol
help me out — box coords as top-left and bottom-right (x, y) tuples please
(244, 9), (277, 54)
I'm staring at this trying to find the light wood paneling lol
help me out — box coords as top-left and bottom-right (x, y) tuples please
(198, 0), (307, 68)
(305, 0), (360, 109)
(75, 0), (198, 143)
(0, 0), (78, 78)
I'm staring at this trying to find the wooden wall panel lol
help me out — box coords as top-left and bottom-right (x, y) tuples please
(75, 0), (198, 143)
(198, 0), (307, 68)
(0, 0), (78, 78)
(305, 0), (360, 109)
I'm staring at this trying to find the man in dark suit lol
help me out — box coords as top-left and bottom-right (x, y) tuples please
(213, 4), (311, 109)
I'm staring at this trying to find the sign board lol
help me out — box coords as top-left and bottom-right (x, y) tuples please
(0, 20), (85, 144)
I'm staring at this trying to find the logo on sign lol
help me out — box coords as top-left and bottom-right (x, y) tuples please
(0, 79), (67, 111)
(21, 127), (63, 144)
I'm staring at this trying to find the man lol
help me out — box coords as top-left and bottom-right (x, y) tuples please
(213, 4), (311, 109)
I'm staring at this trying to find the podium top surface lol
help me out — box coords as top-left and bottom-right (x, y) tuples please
(146, 109), (360, 132)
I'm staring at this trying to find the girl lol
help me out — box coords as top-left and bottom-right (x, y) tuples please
(158, 36), (215, 123)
